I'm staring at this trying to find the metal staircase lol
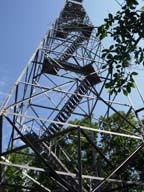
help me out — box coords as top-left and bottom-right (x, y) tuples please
(59, 35), (86, 61)
(43, 73), (100, 136)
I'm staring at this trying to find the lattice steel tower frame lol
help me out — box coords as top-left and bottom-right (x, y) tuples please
(0, 0), (144, 191)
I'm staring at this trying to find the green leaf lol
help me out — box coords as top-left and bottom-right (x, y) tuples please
(107, 53), (113, 59)
(127, 85), (131, 93)
(132, 72), (138, 76)
(129, 82), (135, 88)
(123, 89), (128, 96)
(102, 65), (107, 69)
(139, 51), (144, 63)
(116, 65), (121, 68)
(108, 89), (114, 95)
(109, 45), (114, 50)
(100, 30), (107, 40)
(108, 13), (113, 20)
(105, 82), (111, 88)
(102, 52), (107, 58)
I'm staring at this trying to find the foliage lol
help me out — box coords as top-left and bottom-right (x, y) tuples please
(97, 0), (144, 95)
(99, 111), (144, 184)
(2, 148), (31, 191)
(67, 117), (99, 175)
(1, 114), (144, 191)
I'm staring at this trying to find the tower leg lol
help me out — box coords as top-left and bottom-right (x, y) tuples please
(77, 126), (82, 192)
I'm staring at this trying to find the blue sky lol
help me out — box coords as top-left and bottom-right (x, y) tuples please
(0, 0), (142, 106)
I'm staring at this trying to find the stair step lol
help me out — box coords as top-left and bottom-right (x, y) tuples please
(65, 104), (73, 112)
(58, 116), (66, 123)
(79, 88), (85, 95)
(80, 86), (87, 92)
(68, 102), (75, 109)
(60, 113), (67, 120)
(72, 96), (80, 103)
(44, 129), (52, 136)
(49, 127), (56, 134)
(51, 124), (60, 131)
(59, 35), (85, 62)
(71, 98), (78, 106)
(63, 108), (71, 116)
